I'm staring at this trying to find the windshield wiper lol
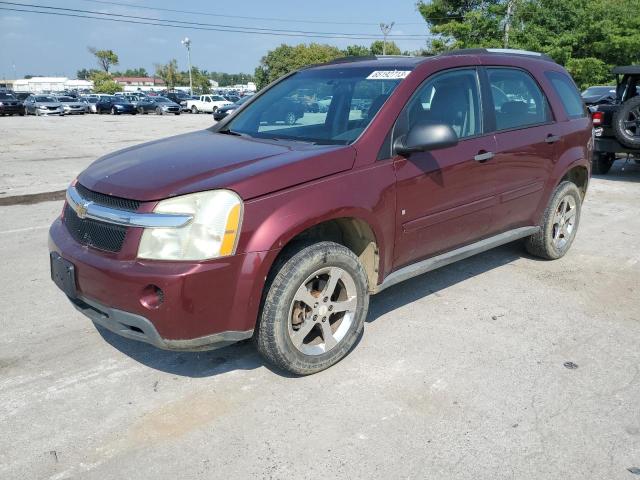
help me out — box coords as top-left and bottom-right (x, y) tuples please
(218, 128), (243, 136)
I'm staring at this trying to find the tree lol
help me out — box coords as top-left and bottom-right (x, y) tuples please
(369, 40), (402, 55)
(154, 59), (182, 90)
(88, 47), (119, 73)
(343, 45), (371, 57)
(112, 67), (149, 78)
(254, 43), (344, 89)
(416, 0), (640, 85)
(90, 71), (123, 94)
(77, 68), (99, 80)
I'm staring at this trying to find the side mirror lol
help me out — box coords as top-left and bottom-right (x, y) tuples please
(395, 123), (459, 156)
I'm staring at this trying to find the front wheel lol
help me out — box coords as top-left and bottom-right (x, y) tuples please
(191, 106), (198, 114)
(525, 181), (582, 260)
(111, 107), (117, 115)
(156, 107), (163, 115)
(256, 242), (369, 375)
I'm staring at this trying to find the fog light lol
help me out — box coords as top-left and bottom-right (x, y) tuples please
(140, 284), (164, 309)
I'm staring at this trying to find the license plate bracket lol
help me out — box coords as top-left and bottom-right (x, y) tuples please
(50, 252), (78, 299)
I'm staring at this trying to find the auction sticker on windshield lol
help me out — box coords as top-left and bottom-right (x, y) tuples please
(366, 70), (411, 80)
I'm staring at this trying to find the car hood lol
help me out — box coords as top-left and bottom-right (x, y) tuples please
(35, 102), (62, 107)
(77, 129), (355, 202)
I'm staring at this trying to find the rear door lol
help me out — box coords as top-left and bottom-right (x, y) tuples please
(483, 67), (557, 232)
(392, 68), (498, 269)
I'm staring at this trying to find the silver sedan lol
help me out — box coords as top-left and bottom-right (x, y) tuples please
(23, 95), (65, 116)
(56, 96), (87, 114)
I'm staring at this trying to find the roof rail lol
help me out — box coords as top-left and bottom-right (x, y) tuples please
(441, 48), (555, 63)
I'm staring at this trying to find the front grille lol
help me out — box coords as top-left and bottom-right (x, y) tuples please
(75, 183), (140, 211)
(64, 204), (127, 252)
(63, 184), (141, 252)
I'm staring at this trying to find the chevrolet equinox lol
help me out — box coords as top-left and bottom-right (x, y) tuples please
(50, 49), (592, 375)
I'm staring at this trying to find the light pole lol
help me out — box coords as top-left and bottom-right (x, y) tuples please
(379, 22), (395, 55)
(181, 37), (193, 95)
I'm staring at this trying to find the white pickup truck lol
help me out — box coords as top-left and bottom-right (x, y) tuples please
(186, 94), (232, 114)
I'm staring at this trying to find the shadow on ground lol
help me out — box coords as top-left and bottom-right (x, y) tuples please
(98, 240), (531, 377)
(592, 158), (640, 183)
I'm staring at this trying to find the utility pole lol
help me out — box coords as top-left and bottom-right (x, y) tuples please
(379, 22), (395, 55)
(181, 37), (193, 95)
(503, 0), (515, 48)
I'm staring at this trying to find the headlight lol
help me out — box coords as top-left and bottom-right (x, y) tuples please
(137, 190), (243, 261)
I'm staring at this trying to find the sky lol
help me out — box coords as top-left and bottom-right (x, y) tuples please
(0, 0), (432, 79)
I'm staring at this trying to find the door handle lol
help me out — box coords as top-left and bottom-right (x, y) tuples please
(545, 134), (561, 144)
(474, 151), (495, 162)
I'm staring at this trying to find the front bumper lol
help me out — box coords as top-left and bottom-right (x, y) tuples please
(39, 108), (64, 115)
(49, 217), (275, 350)
(70, 295), (252, 351)
(0, 104), (22, 114)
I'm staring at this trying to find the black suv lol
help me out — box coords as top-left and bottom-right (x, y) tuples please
(590, 66), (640, 174)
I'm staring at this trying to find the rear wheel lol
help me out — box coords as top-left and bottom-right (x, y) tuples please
(191, 105), (198, 114)
(525, 181), (582, 260)
(256, 242), (369, 375)
(592, 152), (614, 175)
(285, 111), (297, 125)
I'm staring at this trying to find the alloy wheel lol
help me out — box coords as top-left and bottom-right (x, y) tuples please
(552, 194), (577, 250)
(287, 266), (358, 356)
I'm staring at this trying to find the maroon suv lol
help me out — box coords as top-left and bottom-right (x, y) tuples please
(49, 49), (592, 374)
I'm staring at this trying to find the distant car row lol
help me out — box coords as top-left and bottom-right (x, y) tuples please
(0, 89), (255, 117)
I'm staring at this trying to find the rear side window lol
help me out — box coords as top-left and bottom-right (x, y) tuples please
(545, 71), (587, 119)
(487, 68), (551, 131)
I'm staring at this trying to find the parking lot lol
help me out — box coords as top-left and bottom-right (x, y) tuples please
(1, 116), (639, 479)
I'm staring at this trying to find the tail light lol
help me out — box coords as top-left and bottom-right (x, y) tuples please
(591, 111), (604, 126)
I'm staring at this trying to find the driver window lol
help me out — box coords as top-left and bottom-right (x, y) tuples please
(204, 97), (211, 103)
(399, 69), (482, 140)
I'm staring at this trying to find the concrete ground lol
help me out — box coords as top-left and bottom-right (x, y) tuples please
(0, 115), (639, 479)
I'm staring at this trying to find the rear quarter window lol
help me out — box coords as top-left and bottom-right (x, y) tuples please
(545, 71), (587, 119)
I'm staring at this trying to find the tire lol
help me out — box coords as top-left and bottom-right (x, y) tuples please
(284, 111), (297, 125)
(525, 181), (582, 260)
(174, 112), (180, 115)
(256, 241), (369, 375)
(612, 96), (640, 148)
(156, 107), (163, 115)
(23, 106), (28, 116)
(592, 152), (614, 175)
(191, 106), (198, 114)
(111, 107), (117, 115)
(35, 108), (40, 116)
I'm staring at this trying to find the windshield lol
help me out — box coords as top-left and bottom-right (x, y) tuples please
(35, 96), (56, 102)
(582, 86), (614, 96)
(58, 97), (75, 102)
(154, 97), (171, 103)
(0, 93), (16, 100)
(224, 67), (409, 144)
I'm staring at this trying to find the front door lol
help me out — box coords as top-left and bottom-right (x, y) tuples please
(392, 68), (497, 269)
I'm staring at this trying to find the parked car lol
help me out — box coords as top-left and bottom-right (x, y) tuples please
(14, 92), (31, 101)
(186, 94), (232, 113)
(23, 95), (64, 116)
(213, 95), (251, 120)
(163, 90), (191, 110)
(0, 92), (24, 116)
(49, 49), (591, 375)
(582, 85), (616, 106)
(590, 66), (640, 174)
(261, 97), (306, 125)
(56, 96), (87, 115)
(136, 96), (181, 115)
(95, 96), (137, 115)
(81, 95), (101, 113)
(223, 94), (240, 103)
